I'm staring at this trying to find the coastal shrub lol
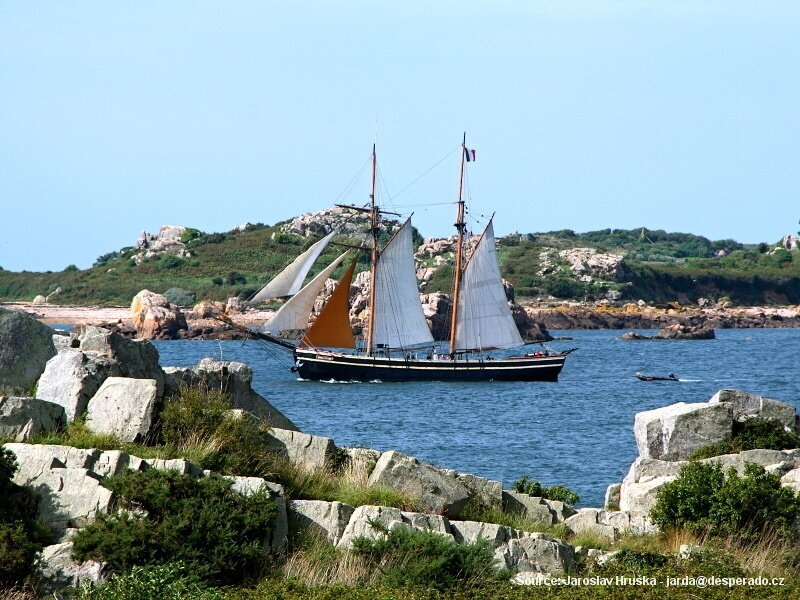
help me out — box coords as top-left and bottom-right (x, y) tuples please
(180, 228), (203, 244)
(650, 462), (800, 543)
(0, 449), (53, 586)
(351, 524), (509, 591)
(162, 287), (196, 307)
(71, 469), (276, 586)
(159, 388), (271, 476)
(689, 418), (800, 460)
(512, 475), (580, 505)
(75, 562), (223, 600)
(158, 255), (186, 270)
(226, 271), (247, 285)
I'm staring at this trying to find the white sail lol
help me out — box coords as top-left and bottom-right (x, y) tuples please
(371, 219), (434, 349)
(455, 219), (524, 351)
(249, 230), (337, 303)
(260, 251), (348, 333)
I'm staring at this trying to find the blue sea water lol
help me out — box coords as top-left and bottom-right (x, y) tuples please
(153, 328), (800, 508)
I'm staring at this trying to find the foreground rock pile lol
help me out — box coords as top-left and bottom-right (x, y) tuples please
(2, 306), (799, 594)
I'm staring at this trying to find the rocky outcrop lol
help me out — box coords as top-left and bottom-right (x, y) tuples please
(0, 307), (57, 394)
(368, 450), (471, 518)
(564, 508), (635, 541)
(265, 427), (336, 471)
(130, 289), (188, 339)
(609, 390), (800, 533)
(709, 389), (798, 430)
(327, 504), (575, 576)
(36, 327), (165, 422)
(502, 490), (577, 525)
(290, 500), (356, 545)
(634, 401), (733, 461)
(621, 324), (715, 340)
(36, 541), (109, 594)
(163, 358), (297, 430)
(0, 396), (66, 442)
(3, 442), (289, 552)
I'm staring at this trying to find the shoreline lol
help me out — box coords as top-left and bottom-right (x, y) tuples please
(3, 300), (799, 331)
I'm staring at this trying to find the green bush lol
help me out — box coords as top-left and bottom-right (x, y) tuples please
(0, 449), (53, 586)
(511, 476), (580, 505)
(158, 255), (187, 270)
(351, 524), (509, 590)
(690, 418), (800, 460)
(159, 388), (271, 476)
(651, 462), (800, 542)
(71, 469), (276, 586)
(162, 287), (196, 307)
(180, 228), (204, 244)
(75, 562), (223, 600)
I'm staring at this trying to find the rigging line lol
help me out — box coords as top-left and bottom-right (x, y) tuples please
(391, 144), (462, 200)
(333, 156), (372, 205)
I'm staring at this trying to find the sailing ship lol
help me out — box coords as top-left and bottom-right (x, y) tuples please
(255, 136), (573, 382)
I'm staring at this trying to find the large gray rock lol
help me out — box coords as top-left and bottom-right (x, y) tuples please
(163, 358), (297, 430)
(37, 349), (121, 421)
(0, 307), (57, 394)
(448, 520), (574, 575)
(26, 467), (114, 529)
(290, 499), (355, 545)
(502, 490), (577, 525)
(564, 508), (634, 541)
(77, 326), (165, 395)
(0, 396), (66, 441)
(455, 472), (503, 512)
(266, 427), (337, 471)
(84, 377), (159, 443)
(504, 533), (574, 576)
(634, 401), (733, 460)
(337, 505), (452, 548)
(709, 389), (798, 430)
(35, 541), (109, 594)
(368, 450), (471, 518)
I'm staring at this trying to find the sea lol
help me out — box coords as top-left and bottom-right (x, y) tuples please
(152, 328), (800, 509)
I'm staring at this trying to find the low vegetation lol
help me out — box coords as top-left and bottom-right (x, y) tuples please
(0, 220), (798, 306)
(71, 470), (276, 586)
(651, 461), (800, 544)
(0, 450), (53, 588)
(6, 387), (800, 597)
(511, 475), (580, 505)
(690, 418), (800, 460)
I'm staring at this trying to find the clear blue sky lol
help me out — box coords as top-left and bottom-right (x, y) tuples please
(1, 1), (798, 272)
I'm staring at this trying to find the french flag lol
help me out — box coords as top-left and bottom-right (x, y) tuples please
(464, 147), (476, 162)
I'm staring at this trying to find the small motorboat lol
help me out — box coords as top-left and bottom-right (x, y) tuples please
(634, 372), (679, 382)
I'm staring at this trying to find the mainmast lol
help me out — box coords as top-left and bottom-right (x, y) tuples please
(366, 144), (379, 356)
(449, 133), (468, 356)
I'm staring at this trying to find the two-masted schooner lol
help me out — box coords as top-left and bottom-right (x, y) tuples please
(254, 137), (572, 382)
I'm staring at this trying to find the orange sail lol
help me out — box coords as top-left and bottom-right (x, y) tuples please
(301, 258), (357, 349)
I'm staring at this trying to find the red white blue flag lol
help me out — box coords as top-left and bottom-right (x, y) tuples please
(464, 147), (476, 162)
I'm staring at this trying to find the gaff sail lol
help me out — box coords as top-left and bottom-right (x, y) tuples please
(301, 258), (358, 349)
(250, 230), (337, 303)
(454, 218), (523, 352)
(260, 251), (348, 333)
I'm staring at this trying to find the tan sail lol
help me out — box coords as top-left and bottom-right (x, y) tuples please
(301, 258), (357, 349)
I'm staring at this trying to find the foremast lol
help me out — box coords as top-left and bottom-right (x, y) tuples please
(449, 133), (468, 357)
(366, 144), (379, 356)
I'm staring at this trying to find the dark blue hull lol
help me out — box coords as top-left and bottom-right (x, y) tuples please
(293, 348), (567, 382)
